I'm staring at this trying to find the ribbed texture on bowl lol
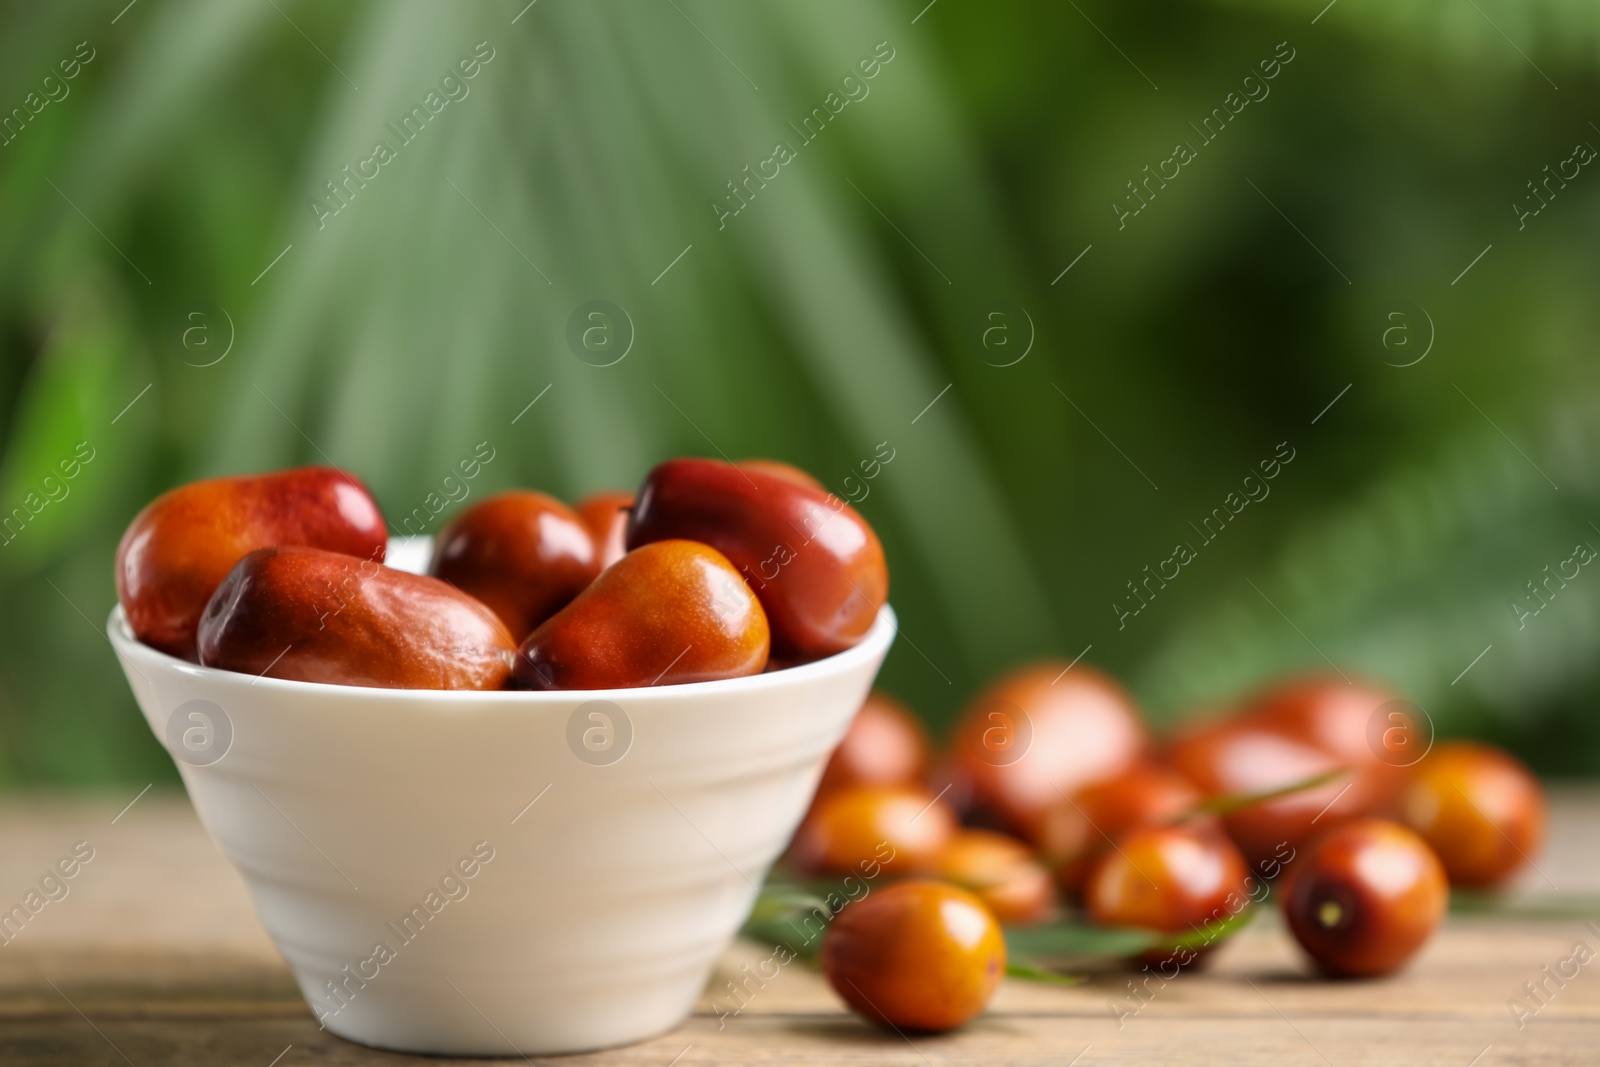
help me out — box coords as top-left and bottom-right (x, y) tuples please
(109, 600), (894, 1055)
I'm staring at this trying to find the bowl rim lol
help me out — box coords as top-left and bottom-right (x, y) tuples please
(107, 603), (897, 704)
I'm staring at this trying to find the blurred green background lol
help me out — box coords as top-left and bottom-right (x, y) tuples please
(1, 0), (1597, 789)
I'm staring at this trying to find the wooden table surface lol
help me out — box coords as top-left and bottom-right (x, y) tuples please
(2, 789), (1597, 1066)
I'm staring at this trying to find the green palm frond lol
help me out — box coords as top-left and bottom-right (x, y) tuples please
(1140, 388), (1600, 730)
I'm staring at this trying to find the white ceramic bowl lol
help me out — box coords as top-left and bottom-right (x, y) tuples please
(108, 538), (894, 1056)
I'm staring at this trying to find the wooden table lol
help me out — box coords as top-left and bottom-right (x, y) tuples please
(2, 790), (1597, 1065)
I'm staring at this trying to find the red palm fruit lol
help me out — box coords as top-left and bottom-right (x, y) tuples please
(817, 691), (931, 798)
(951, 663), (1147, 838)
(116, 467), (387, 660)
(1281, 818), (1447, 977)
(625, 458), (887, 661)
(1242, 675), (1411, 811)
(430, 491), (601, 641)
(1084, 821), (1252, 967)
(512, 540), (768, 690)
(1034, 761), (1203, 892)
(1400, 741), (1546, 888)
(789, 784), (956, 878)
(1165, 717), (1382, 871)
(822, 880), (1006, 1033)
(934, 829), (1056, 924)
(198, 546), (515, 689)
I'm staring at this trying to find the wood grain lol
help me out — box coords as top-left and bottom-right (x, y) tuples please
(1, 791), (1597, 1065)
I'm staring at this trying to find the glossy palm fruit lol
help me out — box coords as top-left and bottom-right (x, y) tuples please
(1165, 717), (1380, 871)
(1084, 822), (1251, 941)
(430, 491), (601, 640)
(116, 467), (387, 660)
(1281, 818), (1447, 977)
(934, 829), (1056, 924)
(512, 539), (768, 690)
(952, 663), (1148, 837)
(789, 784), (956, 877)
(1243, 675), (1410, 810)
(816, 691), (931, 798)
(1400, 741), (1546, 887)
(625, 458), (887, 660)
(198, 546), (516, 689)
(738, 458), (824, 490)
(822, 880), (1005, 1033)
(1034, 762), (1203, 892)
(574, 490), (633, 569)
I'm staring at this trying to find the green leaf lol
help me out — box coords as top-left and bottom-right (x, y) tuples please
(1449, 891), (1600, 920)
(1186, 768), (1349, 817)
(1006, 960), (1086, 985)
(740, 883), (837, 961)
(1005, 906), (1257, 961)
